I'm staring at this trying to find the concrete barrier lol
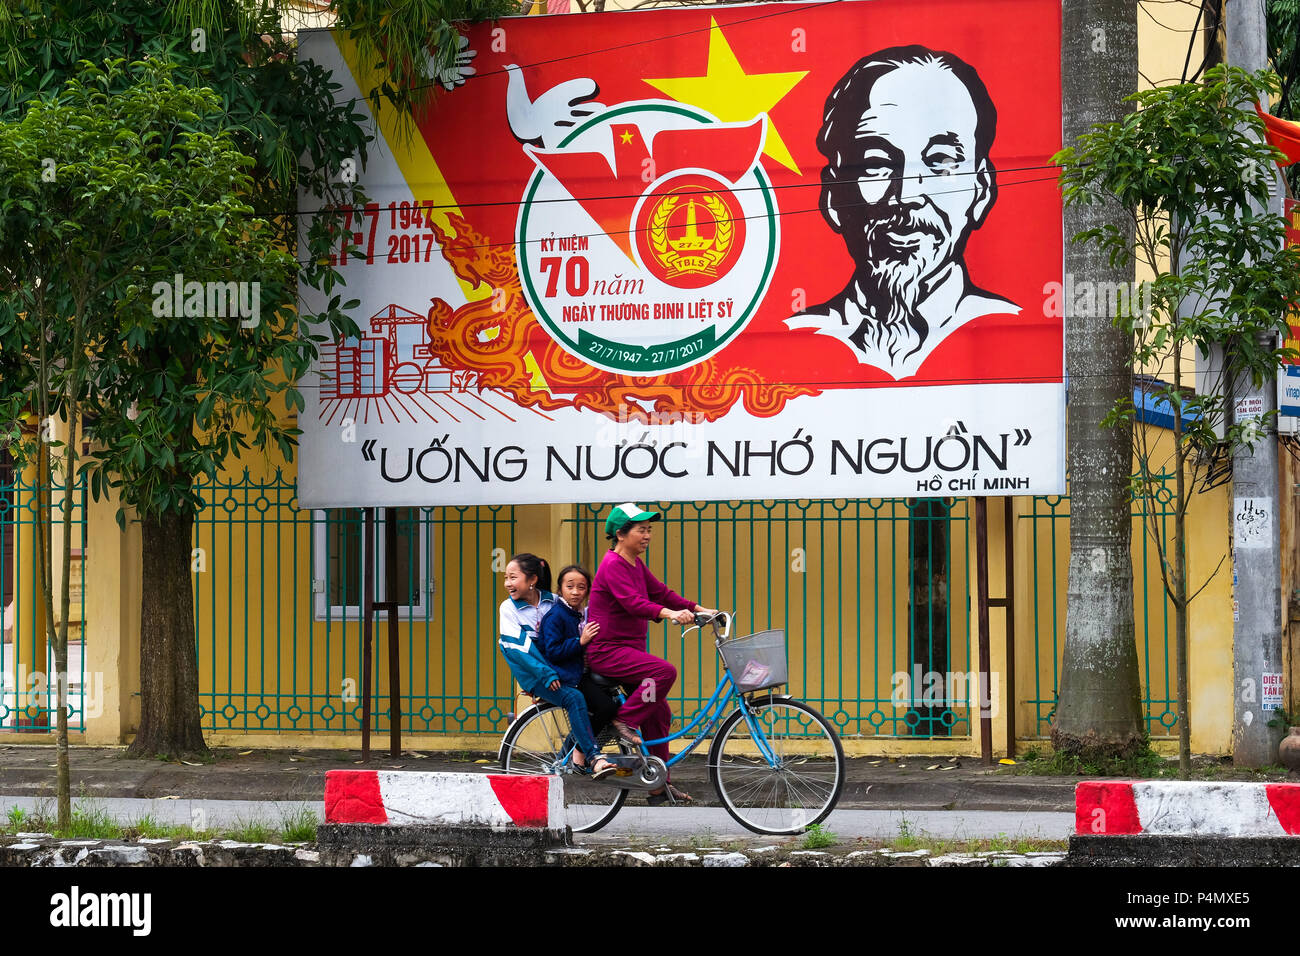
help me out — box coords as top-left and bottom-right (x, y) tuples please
(324, 770), (564, 829)
(1075, 781), (1300, 837)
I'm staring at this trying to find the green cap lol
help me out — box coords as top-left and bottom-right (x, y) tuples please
(604, 502), (660, 538)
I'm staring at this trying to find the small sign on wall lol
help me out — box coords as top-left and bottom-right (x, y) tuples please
(1233, 498), (1273, 549)
(1262, 672), (1284, 711)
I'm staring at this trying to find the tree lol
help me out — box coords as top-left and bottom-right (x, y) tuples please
(1051, 0), (1146, 765)
(0, 58), (300, 819)
(0, 0), (509, 757)
(1056, 65), (1300, 776)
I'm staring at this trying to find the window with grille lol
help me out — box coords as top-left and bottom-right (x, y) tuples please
(311, 508), (431, 620)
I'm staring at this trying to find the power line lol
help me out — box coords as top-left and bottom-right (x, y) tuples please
(289, 171), (1062, 265)
(288, 161), (1065, 219)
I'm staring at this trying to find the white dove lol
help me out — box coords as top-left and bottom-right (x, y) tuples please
(505, 64), (606, 149)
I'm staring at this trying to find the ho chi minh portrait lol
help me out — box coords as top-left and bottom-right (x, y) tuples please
(786, 45), (1020, 380)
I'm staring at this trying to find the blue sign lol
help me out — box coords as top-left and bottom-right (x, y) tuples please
(1280, 365), (1300, 418)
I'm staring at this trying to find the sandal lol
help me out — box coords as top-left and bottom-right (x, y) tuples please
(611, 720), (643, 746)
(589, 756), (617, 780)
(647, 784), (692, 806)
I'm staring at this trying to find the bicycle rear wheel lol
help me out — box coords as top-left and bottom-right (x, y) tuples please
(708, 696), (845, 835)
(498, 702), (629, 833)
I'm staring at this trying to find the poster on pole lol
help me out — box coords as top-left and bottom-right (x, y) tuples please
(1279, 198), (1300, 422)
(296, 0), (1065, 508)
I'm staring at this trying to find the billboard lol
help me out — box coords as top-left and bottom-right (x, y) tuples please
(297, 0), (1064, 508)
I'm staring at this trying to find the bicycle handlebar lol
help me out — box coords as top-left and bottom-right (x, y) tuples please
(681, 610), (734, 642)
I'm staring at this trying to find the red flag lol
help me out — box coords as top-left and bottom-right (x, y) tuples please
(1256, 103), (1300, 167)
(527, 119), (764, 261)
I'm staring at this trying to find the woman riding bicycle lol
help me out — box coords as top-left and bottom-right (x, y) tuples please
(586, 503), (716, 805)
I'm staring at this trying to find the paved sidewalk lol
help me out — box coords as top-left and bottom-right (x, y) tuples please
(0, 793), (1074, 842)
(0, 744), (1078, 811)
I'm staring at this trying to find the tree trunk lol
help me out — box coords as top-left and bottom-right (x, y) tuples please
(1051, 0), (1146, 760)
(126, 509), (208, 758)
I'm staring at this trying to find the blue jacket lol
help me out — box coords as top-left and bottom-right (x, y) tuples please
(497, 592), (559, 696)
(538, 600), (586, 687)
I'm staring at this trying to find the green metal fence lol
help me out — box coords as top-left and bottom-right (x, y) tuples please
(1021, 481), (1178, 738)
(183, 481), (1190, 743)
(192, 469), (515, 735)
(566, 498), (975, 739)
(0, 465), (1183, 743)
(0, 471), (88, 733)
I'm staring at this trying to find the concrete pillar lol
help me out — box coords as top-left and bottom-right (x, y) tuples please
(82, 485), (142, 744)
(1225, 0), (1286, 766)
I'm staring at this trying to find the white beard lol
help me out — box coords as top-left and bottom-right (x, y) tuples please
(851, 208), (953, 363)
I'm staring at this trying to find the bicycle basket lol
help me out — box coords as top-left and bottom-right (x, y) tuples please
(719, 629), (788, 693)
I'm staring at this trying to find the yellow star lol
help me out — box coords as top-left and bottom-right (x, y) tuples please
(620, 129), (634, 144)
(644, 19), (809, 174)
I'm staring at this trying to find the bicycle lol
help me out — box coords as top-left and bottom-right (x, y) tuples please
(496, 611), (846, 835)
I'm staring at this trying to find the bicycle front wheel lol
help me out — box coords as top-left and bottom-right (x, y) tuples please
(498, 702), (628, 834)
(708, 696), (845, 835)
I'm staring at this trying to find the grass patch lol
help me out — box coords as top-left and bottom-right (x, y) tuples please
(120, 815), (203, 842)
(1009, 746), (1291, 780)
(879, 814), (1064, 856)
(892, 812), (922, 850)
(226, 817), (279, 844)
(1, 799), (325, 845)
(60, 803), (124, 840)
(1008, 745), (1166, 777)
(800, 823), (837, 849)
(278, 805), (320, 843)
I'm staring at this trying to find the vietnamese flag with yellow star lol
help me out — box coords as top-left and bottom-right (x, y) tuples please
(296, 0), (1066, 508)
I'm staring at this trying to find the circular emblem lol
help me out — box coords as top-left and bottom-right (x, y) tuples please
(516, 103), (779, 376)
(634, 174), (746, 290)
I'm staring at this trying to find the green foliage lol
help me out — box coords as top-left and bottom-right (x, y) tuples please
(799, 822), (836, 849)
(1013, 744), (1167, 777)
(894, 812), (919, 849)
(0, 57), (301, 519)
(1055, 66), (1300, 600)
(0, 0), (511, 516)
(1266, 707), (1295, 732)
(277, 804), (320, 842)
(0, 3), (372, 518)
(333, 0), (516, 139)
(57, 802), (121, 839)
(227, 817), (278, 843)
(1268, 0), (1299, 116)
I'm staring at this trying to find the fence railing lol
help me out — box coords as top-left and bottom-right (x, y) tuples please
(192, 469), (516, 735)
(566, 499), (974, 739)
(0, 468), (1184, 742)
(1020, 484), (1178, 738)
(0, 473), (88, 733)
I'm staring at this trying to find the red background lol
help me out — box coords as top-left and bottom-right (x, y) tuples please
(415, 0), (1063, 389)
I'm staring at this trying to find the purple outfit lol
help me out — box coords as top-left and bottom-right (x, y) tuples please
(586, 550), (695, 769)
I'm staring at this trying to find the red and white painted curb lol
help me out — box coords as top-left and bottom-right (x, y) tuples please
(325, 770), (564, 828)
(1076, 781), (1300, 837)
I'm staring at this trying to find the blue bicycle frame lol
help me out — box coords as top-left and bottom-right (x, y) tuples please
(613, 614), (781, 768)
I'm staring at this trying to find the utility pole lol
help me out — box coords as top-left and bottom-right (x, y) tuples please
(1226, 0), (1286, 767)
